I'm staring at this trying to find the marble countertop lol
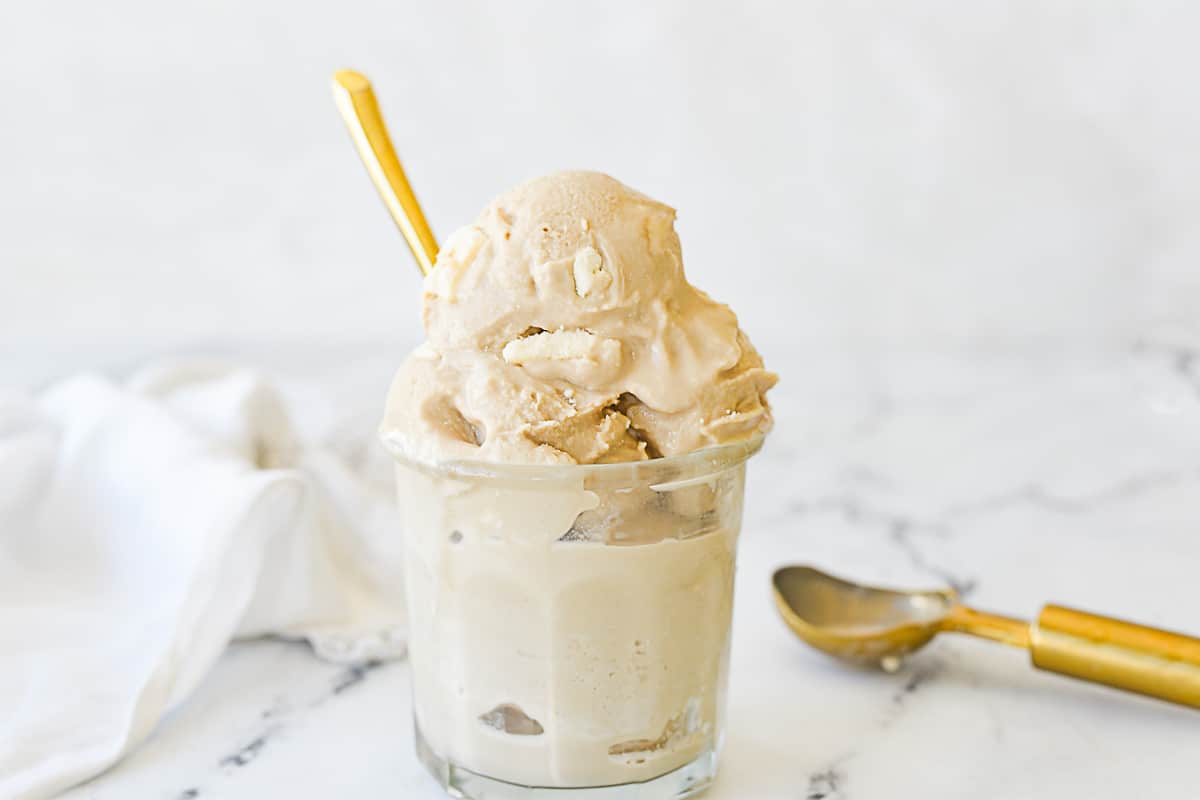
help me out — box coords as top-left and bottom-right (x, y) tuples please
(57, 342), (1199, 799)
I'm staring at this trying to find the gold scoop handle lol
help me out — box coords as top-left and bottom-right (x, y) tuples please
(1031, 605), (1200, 709)
(942, 605), (1031, 648)
(331, 69), (439, 275)
(944, 604), (1200, 708)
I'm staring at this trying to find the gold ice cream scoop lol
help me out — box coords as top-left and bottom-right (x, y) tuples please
(331, 69), (439, 275)
(773, 565), (1200, 709)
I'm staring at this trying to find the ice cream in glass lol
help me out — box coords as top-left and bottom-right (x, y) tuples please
(382, 171), (776, 799)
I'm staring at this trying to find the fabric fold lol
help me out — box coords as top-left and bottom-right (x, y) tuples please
(0, 362), (406, 799)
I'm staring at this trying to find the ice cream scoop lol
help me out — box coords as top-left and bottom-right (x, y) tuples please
(773, 565), (1200, 709)
(377, 170), (776, 466)
(331, 73), (776, 468)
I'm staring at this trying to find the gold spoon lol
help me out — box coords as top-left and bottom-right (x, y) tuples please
(331, 69), (439, 275)
(773, 565), (1200, 708)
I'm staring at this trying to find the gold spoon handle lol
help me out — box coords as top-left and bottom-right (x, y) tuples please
(1031, 605), (1200, 709)
(941, 605), (1031, 649)
(946, 603), (1200, 708)
(332, 69), (438, 276)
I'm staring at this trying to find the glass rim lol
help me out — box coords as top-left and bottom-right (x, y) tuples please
(381, 431), (767, 485)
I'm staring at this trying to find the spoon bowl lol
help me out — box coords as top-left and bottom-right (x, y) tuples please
(772, 566), (956, 666)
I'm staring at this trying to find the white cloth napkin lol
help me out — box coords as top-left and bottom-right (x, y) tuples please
(0, 362), (407, 799)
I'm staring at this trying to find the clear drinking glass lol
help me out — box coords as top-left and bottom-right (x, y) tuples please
(388, 434), (765, 800)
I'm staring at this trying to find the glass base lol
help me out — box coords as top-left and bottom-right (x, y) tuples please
(415, 724), (718, 800)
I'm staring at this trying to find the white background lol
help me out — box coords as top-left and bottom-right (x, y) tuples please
(4, 1), (1198, 374)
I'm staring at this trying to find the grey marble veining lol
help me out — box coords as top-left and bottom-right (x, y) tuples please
(57, 344), (1199, 799)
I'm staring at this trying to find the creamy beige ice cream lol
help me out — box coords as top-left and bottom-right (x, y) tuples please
(395, 456), (750, 788)
(382, 171), (776, 465)
(383, 171), (774, 796)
